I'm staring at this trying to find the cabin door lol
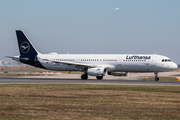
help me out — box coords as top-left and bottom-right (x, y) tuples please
(117, 57), (122, 66)
(151, 56), (156, 66)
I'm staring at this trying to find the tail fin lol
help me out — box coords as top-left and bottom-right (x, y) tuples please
(15, 30), (45, 69)
(16, 30), (38, 56)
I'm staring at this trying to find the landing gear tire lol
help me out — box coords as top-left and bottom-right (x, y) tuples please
(154, 72), (159, 81)
(81, 74), (88, 80)
(155, 77), (159, 81)
(96, 76), (103, 80)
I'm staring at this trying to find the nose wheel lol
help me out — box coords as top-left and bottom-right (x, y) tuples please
(154, 72), (159, 81)
(155, 77), (159, 81)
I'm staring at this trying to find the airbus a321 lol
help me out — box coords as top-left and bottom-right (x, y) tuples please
(6, 30), (178, 81)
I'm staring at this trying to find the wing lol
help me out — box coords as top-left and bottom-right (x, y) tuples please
(46, 59), (96, 68)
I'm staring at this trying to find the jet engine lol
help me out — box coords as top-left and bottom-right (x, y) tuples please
(108, 72), (128, 76)
(87, 68), (106, 76)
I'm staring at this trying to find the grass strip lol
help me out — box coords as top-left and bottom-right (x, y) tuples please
(0, 84), (180, 120)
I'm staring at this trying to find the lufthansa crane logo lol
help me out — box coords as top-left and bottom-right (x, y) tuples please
(20, 42), (30, 53)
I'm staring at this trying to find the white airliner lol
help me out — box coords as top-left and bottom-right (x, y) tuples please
(6, 30), (178, 81)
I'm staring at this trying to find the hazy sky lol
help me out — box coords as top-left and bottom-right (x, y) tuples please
(1, 0), (180, 63)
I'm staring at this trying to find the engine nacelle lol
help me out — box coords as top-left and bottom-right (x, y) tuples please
(87, 68), (106, 76)
(108, 72), (128, 76)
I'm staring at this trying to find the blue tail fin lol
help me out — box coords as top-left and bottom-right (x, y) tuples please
(16, 30), (38, 56)
(15, 30), (45, 69)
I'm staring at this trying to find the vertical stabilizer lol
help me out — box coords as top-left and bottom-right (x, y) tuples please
(15, 30), (45, 69)
(16, 30), (38, 56)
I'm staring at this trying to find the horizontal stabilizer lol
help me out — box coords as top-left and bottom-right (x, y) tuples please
(5, 56), (29, 60)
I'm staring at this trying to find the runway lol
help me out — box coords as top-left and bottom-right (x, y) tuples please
(0, 74), (180, 86)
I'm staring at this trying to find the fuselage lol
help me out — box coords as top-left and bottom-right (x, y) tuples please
(37, 53), (177, 72)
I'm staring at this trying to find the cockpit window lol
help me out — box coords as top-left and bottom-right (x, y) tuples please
(162, 59), (171, 62)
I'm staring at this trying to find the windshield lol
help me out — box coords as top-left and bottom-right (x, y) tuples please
(162, 59), (171, 62)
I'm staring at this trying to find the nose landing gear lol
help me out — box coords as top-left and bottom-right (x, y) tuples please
(154, 72), (159, 81)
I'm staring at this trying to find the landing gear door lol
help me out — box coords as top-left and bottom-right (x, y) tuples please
(151, 55), (156, 66)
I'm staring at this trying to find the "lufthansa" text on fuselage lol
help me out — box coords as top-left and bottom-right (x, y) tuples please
(126, 55), (151, 60)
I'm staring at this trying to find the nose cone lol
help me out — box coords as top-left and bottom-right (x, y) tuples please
(170, 62), (178, 70)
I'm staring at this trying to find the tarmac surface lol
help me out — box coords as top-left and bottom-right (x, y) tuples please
(0, 72), (180, 86)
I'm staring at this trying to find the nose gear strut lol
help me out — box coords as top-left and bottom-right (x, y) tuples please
(154, 72), (159, 81)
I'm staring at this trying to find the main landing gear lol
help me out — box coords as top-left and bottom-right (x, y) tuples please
(96, 76), (103, 80)
(154, 72), (159, 81)
(81, 74), (103, 80)
(81, 74), (88, 80)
